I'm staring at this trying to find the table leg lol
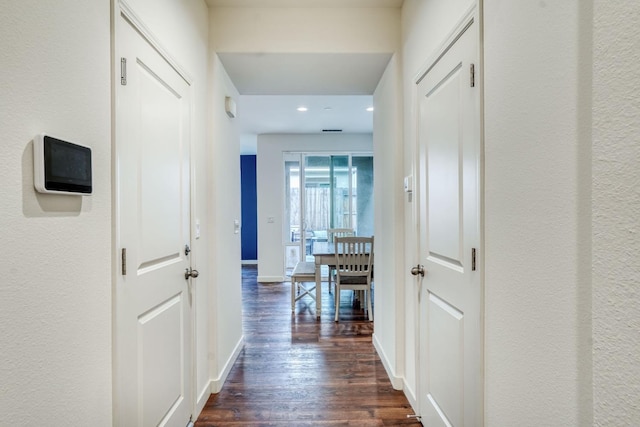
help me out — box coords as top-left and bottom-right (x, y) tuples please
(315, 258), (321, 319)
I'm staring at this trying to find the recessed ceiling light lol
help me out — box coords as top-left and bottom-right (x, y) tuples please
(366, 107), (374, 112)
(297, 106), (308, 112)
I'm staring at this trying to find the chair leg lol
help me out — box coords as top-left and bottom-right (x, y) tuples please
(334, 287), (340, 322)
(291, 279), (295, 312)
(367, 289), (373, 321)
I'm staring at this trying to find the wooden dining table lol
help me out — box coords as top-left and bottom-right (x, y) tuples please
(311, 241), (373, 319)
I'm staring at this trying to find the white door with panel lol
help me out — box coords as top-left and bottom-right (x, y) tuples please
(415, 13), (482, 427)
(115, 13), (194, 427)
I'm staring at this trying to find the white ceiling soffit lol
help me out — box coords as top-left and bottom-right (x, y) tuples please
(206, 0), (403, 8)
(218, 53), (392, 95)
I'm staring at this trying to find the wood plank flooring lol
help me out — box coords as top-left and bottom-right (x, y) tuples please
(195, 265), (421, 426)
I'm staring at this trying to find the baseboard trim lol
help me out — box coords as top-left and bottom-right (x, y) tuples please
(210, 335), (245, 393)
(404, 380), (418, 410)
(372, 333), (418, 413)
(372, 333), (404, 390)
(194, 336), (245, 420)
(257, 275), (285, 283)
(195, 379), (211, 419)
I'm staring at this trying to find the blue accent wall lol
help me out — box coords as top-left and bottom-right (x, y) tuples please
(240, 155), (258, 260)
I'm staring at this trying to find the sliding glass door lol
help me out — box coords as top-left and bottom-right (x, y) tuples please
(284, 153), (374, 273)
(284, 157), (302, 271)
(351, 155), (374, 238)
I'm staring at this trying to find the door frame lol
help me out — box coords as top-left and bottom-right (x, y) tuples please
(412, 3), (484, 424)
(112, 0), (198, 422)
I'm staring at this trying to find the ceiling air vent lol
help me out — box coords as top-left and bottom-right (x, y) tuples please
(322, 129), (343, 133)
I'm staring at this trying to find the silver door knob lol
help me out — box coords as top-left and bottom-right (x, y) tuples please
(185, 268), (199, 279)
(411, 265), (425, 277)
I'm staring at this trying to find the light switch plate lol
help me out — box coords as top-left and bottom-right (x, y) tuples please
(404, 175), (413, 193)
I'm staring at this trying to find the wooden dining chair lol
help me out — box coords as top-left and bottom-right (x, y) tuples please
(333, 236), (374, 322)
(327, 228), (355, 293)
(327, 228), (355, 243)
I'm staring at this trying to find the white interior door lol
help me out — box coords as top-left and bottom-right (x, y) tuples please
(115, 13), (193, 427)
(416, 13), (482, 427)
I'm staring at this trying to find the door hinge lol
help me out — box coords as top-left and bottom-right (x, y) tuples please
(472, 247), (477, 271)
(121, 248), (127, 276)
(120, 57), (127, 85)
(470, 63), (475, 87)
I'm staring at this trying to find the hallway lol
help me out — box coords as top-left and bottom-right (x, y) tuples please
(196, 266), (420, 426)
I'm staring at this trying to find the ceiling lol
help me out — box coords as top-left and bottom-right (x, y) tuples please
(206, 0), (403, 7)
(236, 95), (375, 134)
(209, 0), (401, 153)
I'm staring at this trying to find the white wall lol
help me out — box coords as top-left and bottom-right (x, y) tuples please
(372, 55), (407, 393)
(206, 52), (244, 394)
(256, 134), (373, 281)
(592, 0), (640, 424)
(0, 1), (112, 424)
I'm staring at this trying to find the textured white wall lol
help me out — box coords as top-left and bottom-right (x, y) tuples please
(0, 1), (112, 424)
(592, 1), (640, 425)
(256, 134), (373, 281)
(484, 0), (591, 424)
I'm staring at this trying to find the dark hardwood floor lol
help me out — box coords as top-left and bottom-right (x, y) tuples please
(195, 265), (421, 426)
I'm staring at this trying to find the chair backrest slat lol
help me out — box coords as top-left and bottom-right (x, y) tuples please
(334, 236), (373, 276)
